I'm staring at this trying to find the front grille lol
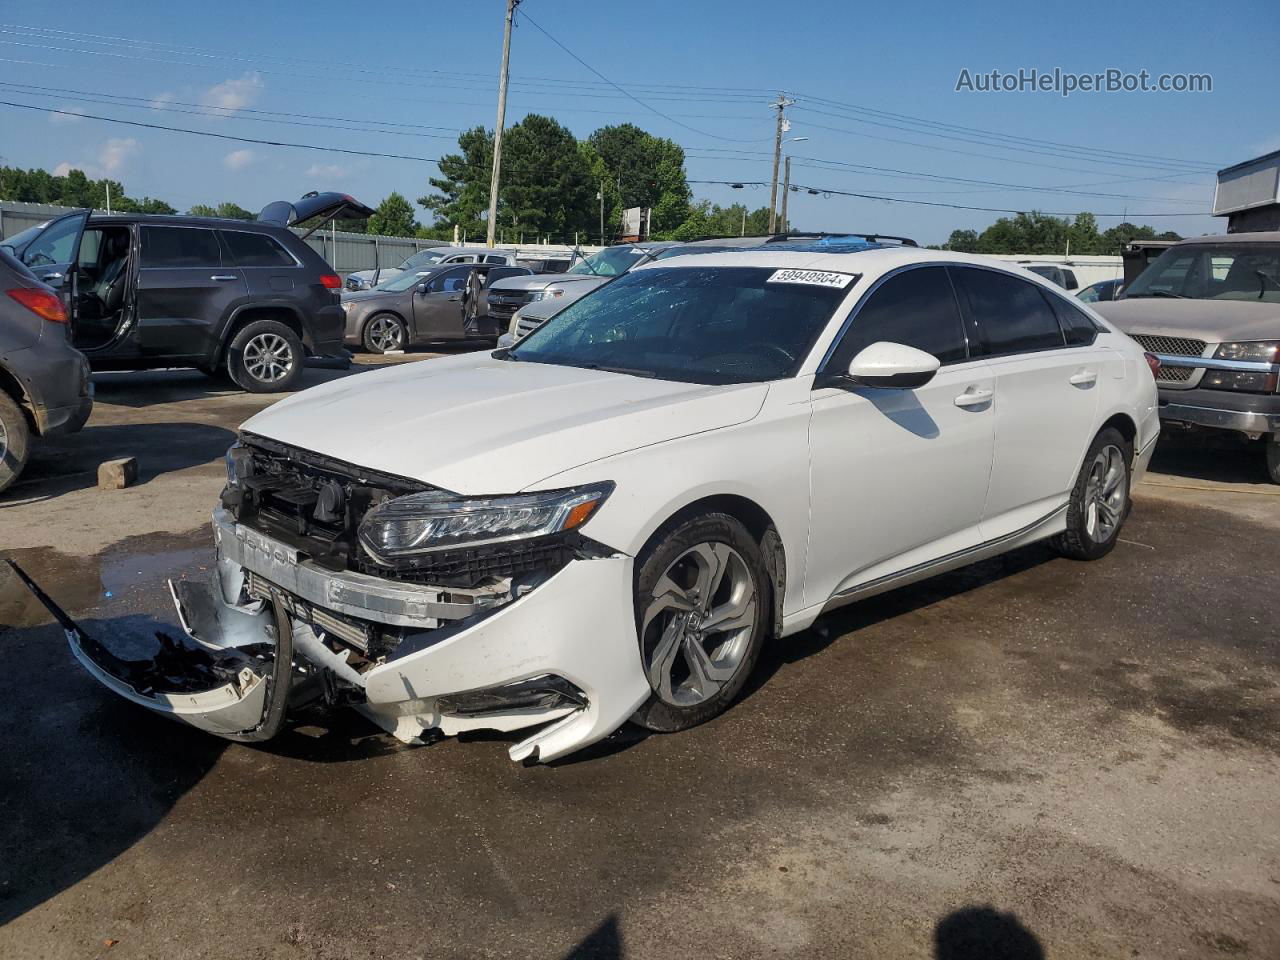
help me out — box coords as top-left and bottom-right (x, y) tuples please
(1130, 334), (1207, 358)
(1156, 365), (1196, 382)
(516, 315), (544, 339)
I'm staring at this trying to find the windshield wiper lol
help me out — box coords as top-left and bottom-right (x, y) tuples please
(568, 361), (655, 378)
(1127, 291), (1188, 299)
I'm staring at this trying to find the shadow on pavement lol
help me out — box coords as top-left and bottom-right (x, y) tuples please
(561, 914), (624, 959)
(934, 905), (1045, 960)
(0, 612), (229, 927)
(1147, 430), (1270, 485)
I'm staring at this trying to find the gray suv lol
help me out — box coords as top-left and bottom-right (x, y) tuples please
(0, 248), (92, 493)
(0, 192), (373, 393)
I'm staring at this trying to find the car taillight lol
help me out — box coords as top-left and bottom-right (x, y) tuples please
(7, 287), (68, 324)
(319, 273), (342, 289)
(1144, 352), (1160, 379)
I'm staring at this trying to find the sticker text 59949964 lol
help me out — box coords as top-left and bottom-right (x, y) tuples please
(766, 269), (857, 288)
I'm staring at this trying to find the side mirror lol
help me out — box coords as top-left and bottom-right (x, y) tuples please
(417, 281), (430, 296)
(496, 332), (515, 349)
(839, 341), (940, 389)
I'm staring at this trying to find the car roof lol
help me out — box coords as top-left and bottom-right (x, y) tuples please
(87, 213), (282, 231)
(1171, 232), (1280, 245)
(631, 246), (1021, 275)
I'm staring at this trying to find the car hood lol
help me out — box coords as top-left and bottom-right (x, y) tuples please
(488, 274), (607, 293)
(348, 267), (406, 282)
(1097, 298), (1280, 342)
(340, 288), (398, 304)
(240, 353), (769, 493)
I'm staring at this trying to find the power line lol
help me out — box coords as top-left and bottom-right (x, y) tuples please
(513, 9), (767, 143)
(687, 179), (1202, 218)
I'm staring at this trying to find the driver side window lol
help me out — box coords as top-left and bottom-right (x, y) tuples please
(828, 266), (969, 372)
(426, 267), (469, 293)
(23, 217), (83, 267)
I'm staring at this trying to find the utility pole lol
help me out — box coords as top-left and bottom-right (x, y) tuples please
(779, 156), (791, 234)
(767, 93), (794, 234)
(486, 0), (520, 249)
(105, 181), (112, 216)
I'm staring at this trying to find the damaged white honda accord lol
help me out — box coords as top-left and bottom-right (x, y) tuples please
(28, 240), (1161, 763)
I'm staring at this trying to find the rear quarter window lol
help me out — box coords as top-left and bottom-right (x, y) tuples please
(221, 230), (295, 267)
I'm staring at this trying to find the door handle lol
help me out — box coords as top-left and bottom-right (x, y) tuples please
(953, 386), (994, 408)
(210, 275), (238, 281)
(1068, 369), (1098, 386)
(41, 272), (64, 282)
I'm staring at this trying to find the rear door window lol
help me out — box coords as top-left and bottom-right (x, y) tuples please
(952, 267), (1066, 356)
(828, 266), (969, 369)
(140, 226), (221, 268)
(221, 230), (295, 267)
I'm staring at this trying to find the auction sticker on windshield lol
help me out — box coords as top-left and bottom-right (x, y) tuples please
(767, 269), (857, 288)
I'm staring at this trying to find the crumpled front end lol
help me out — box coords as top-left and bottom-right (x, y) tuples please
(17, 438), (652, 764)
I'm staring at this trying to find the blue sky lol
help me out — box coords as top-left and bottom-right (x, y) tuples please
(0, 0), (1275, 245)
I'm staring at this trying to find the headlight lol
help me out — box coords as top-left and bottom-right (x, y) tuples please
(1214, 340), (1280, 363)
(1201, 369), (1279, 393)
(528, 287), (564, 302)
(224, 441), (253, 487)
(357, 483), (613, 563)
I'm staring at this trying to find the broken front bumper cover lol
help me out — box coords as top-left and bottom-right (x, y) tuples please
(15, 509), (651, 764)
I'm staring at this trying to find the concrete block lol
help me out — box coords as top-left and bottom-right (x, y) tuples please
(98, 457), (138, 490)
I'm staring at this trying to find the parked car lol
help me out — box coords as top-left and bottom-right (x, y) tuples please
(344, 247), (517, 292)
(1096, 232), (1280, 481)
(486, 242), (679, 339)
(0, 192), (373, 393)
(0, 249), (92, 493)
(1077, 278), (1124, 303)
(27, 243), (1159, 764)
(1019, 262), (1080, 291)
(342, 262), (532, 353)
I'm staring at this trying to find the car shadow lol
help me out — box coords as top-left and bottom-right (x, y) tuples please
(1146, 430), (1269, 485)
(1, 421), (238, 502)
(934, 905), (1045, 959)
(0, 610), (230, 927)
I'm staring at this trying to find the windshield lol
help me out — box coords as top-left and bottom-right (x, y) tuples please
(1123, 244), (1280, 303)
(397, 250), (445, 271)
(565, 245), (652, 277)
(374, 269), (431, 292)
(508, 266), (855, 384)
(0, 222), (47, 256)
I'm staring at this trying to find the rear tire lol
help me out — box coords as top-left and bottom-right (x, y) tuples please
(362, 313), (407, 354)
(0, 391), (32, 495)
(1052, 427), (1132, 561)
(629, 512), (770, 734)
(226, 320), (305, 394)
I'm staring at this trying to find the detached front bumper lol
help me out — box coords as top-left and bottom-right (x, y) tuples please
(24, 510), (650, 764)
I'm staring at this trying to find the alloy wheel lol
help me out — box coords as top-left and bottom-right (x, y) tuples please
(367, 316), (404, 352)
(0, 415), (8, 462)
(1084, 443), (1127, 542)
(640, 542), (756, 707)
(243, 333), (295, 385)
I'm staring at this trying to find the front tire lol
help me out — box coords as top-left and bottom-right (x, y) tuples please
(1265, 436), (1280, 484)
(630, 513), (770, 734)
(226, 320), (305, 394)
(362, 313), (407, 354)
(0, 391), (32, 494)
(1052, 427), (1132, 561)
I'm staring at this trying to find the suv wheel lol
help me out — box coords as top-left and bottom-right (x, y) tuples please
(1266, 436), (1280, 485)
(1052, 427), (1132, 561)
(362, 313), (406, 354)
(630, 513), (770, 733)
(227, 320), (305, 394)
(0, 390), (32, 495)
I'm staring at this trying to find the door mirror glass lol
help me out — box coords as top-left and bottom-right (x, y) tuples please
(846, 341), (940, 389)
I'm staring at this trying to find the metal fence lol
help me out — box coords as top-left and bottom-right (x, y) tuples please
(0, 200), (601, 278)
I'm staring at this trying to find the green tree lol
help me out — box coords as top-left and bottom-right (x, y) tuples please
(0, 165), (174, 213)
(419, 125), (494, 238)
(588, 124), (691, 235)
(944, 229), (980, 252)
(367, 192), (418, 237)
(500, 114), (595, 239)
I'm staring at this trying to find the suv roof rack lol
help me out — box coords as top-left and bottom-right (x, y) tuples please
(765, 231), (918, 247)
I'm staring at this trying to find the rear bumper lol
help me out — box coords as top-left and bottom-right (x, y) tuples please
(24, 509), (649, 764)
(1157, 386), (1280, 436)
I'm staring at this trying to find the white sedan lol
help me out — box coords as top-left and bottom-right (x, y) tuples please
(38, 243), (1160, 763)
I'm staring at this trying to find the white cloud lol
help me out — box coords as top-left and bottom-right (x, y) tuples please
(48, 107), (84, 125)
(304, 162), (349, 181)
(52, 138), (140, 179)
(98, 138), (140, 174)
(149, 92), (175, 111)
(200, 71), (263, 114)
(223, 149), (254, 171)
